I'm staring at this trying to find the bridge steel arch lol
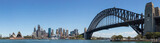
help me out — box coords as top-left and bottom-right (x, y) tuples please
(84, 8), (144, 40)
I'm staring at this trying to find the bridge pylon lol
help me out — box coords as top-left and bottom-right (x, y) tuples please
(144, 2), (160, 34)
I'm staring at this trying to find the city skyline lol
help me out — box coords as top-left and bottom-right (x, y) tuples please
(0, 0), (160, 38)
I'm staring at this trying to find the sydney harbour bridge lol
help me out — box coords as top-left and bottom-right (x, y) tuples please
(82, 2), (160, 40)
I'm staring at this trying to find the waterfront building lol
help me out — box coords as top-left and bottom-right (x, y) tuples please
(74, 29), (79, 36)
(36, 25), (42, 38)
(9, 31), (23, 39)
(32, 32), (37, 39)
(69, 29), (79, 37)
(11, 32), (16, 38)
(70, 31), (75, 36)
(32, 25), (48, 39)
(34, 27), (36, 32)
(51, 29), (54, 36)
(56, 29), (59, 35)
(84, 27), (87, 32)
(16, 31), (23, 38)
(58, 28), (63, 37)
(63, 29), (65, 37)
(65, 30), (69, 37)
(48, 28), (51, 38)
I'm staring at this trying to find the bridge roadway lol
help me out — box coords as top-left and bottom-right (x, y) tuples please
(81, 16), (160, 37)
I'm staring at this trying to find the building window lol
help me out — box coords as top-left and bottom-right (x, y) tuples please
(148, 14), (150, 17)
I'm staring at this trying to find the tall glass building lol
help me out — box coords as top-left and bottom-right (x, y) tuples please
(48, 28), (51, 38)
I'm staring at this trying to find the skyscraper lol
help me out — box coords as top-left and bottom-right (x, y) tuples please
(56, 29), (59, 35)
(34, 27), (36, 32)
(38, 25), (41, 31)
(32, 32), (37, 39)
(69, 29), (79, 36)
(74, 29), (79, 36)
(58, 28), (63, 37)
(36, 25), (42, 38)
(84, 27), (87, 33)
(32, 25), (48, 39)
(63, 29), (65, 37)
(65, 30), (69, 37)
(51, 29), (54, 36)
(48, 28), (51, 38)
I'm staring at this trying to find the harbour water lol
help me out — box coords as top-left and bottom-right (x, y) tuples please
(0, 39), (151, 43)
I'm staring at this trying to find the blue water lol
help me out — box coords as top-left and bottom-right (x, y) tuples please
(0, 39), (151, 43)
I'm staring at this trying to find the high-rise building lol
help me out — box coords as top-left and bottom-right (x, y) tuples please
(41, 30), (46, 36)
(51, 29), (54, 36)
(48, 28), (51, 38)
(56, 29), (59, 35)
(36, 25), (42, 38)
(74, 29), (79, 36)
(32, 32), (37, 39)
(70, 31), (75, 36)
(63, 29), (65, 37)
(69, 29), (79, 37)
(32, 25), (49, 39)
(38, 25), (41, 31)
(34, 27), (36, 32)
(65, 30), (68, 37)
(58, 28), (63, 37)
(84, 27), (87, 33)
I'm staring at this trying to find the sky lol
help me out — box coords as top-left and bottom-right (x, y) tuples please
(0, 0), (160, 37)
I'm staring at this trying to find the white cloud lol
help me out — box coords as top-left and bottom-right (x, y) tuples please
(92, 31), (137, 38)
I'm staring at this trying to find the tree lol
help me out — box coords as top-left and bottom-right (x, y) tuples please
(135, 34), (142, 40)
(24, 36), (32, 39)
(76, 35), (84, 39)
(111, 35), (117, 40)
(117, 35), (123, 40)
(145, 32), (160, 39)
(127, 36), (131, 40)
(76, 35), (83, 38)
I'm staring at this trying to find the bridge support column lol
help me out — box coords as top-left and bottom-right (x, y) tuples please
(84, 32), (93, 40)
(144, 2), (155, 35)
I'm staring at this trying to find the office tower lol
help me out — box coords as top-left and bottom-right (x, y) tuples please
(65, 30), (68, 37)
(32, 32), (37, 39)
(48, 28), (51, 38)
(41, 30), (46, 36)
(69, 29), (79, 36)
(38, 25), (40, 31)
(34, 27), (36, 32)
(37, 25), (41, 38)
(74, 29), (79, 36)
(63, 29), (65, 37)
(51, 29), (54, 36)
(84, 27), (87, 32)
(70, 31), (75, 36)
(58, 28), (63, 37)
(56, 29), (59, 35)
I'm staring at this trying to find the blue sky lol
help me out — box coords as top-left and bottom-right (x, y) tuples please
(0, 0), (159, 37)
